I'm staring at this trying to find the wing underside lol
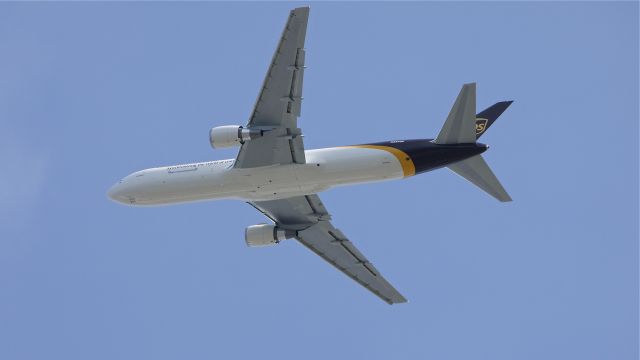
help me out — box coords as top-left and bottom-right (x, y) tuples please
(250, 195), (407, 304)
(235, 7), (309, 168)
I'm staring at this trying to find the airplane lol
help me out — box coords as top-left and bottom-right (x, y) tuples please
(107, 7), (513, 304)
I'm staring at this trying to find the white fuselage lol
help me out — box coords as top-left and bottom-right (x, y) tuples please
(108, 146), (406, 206)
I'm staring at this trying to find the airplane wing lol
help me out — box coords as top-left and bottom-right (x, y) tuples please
(235, 7), (309, 168)
(249, 194), (408, 304)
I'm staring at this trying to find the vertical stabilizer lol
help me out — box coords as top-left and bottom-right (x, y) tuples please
(435, 83), (477, 144)
(475, 101), (513, 139)
(448, 154), (512, 202)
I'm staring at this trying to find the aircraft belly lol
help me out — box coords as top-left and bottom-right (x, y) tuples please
(129, 146), (403, 205)
(303, 147), (404, 187)
(230, 165), (306, 200)
(244, 147), (402, 199)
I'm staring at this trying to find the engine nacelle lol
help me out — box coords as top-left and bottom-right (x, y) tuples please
(245, 224), (294, 247)
(209, 125), (262, 149)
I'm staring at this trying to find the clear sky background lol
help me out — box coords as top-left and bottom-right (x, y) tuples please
(0, 2), (637, 359)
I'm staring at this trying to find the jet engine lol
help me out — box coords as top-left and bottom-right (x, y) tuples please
(245, 224), (295, 247)
(209, 125), (263, 149)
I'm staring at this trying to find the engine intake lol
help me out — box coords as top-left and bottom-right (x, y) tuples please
(245, 224), (295, 247)
(209, 125), (263, 149)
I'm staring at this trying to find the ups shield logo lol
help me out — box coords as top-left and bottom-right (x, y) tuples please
(475, 118), (488, 135)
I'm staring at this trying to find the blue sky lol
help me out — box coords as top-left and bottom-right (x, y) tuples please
(0, 2), (637, 359)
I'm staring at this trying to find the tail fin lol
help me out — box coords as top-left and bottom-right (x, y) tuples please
(475, 101), (513, 139)
(448, 155), (512, 202)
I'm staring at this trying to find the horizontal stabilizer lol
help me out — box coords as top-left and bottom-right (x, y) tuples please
(448, 155), (512, 202)
(435, 83), (477, 144)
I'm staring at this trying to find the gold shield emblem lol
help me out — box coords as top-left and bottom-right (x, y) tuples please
(475, 118), (488, 135)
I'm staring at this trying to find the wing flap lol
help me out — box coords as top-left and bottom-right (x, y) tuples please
(250, 194), (327, 229)
(235, 128), (305, 168)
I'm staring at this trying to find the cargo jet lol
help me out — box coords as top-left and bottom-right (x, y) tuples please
(108, 7), (513, 304)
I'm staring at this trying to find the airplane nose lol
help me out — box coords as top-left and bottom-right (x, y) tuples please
(107, 183), (128, 204)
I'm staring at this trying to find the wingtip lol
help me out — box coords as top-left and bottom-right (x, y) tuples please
(389, 295), (408, 304)
(290, 6), (310, 20)
(292, 6), (310, 13)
